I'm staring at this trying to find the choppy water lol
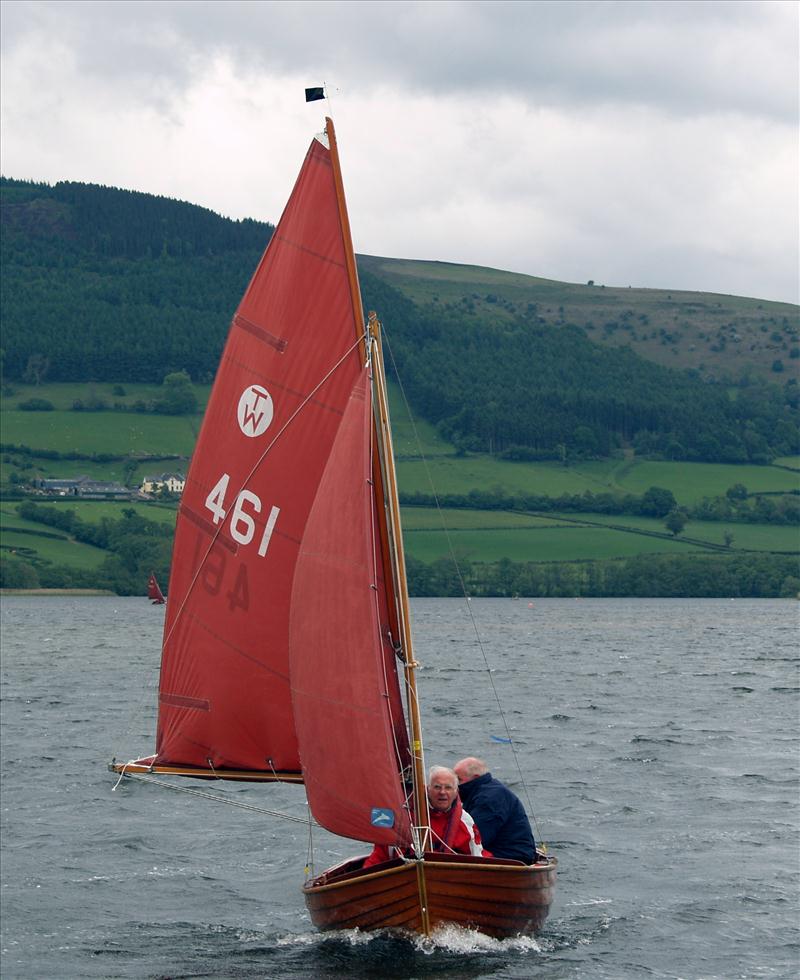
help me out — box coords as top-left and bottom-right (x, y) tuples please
(1, 596), (798, 979)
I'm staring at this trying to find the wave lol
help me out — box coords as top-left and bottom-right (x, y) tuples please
(630, 735), (687, 745)
(276, 923), (546, 956)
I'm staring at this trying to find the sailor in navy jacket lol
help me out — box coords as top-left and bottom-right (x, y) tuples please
(454, 757), (537, 864)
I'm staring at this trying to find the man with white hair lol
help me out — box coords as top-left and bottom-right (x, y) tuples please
(453, 757), (537, 864)
(362, 765), (488, 868)
(425, 765), (487, 857)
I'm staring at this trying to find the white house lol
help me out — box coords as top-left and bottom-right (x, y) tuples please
(141, 473), (186, 495)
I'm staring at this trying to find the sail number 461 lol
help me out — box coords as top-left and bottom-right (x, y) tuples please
(205, 472), (280, 557)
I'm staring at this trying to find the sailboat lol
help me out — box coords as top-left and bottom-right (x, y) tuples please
(147, 572), (166, 605)
(112, 117), (556, 937)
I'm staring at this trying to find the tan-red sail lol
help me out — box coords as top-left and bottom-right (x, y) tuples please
(289, 369), (412, 846)
(153, 133), (376, 778)
(147, 572), (165, 604)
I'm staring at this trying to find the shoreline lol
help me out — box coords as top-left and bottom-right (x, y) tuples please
(1, 588), (118, 596)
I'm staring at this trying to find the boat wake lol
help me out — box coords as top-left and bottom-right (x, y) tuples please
(416, 924), (545, 954)
(276, 924), (545, 955)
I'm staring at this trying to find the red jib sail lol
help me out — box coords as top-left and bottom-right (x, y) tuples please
(289, 370), (413, 846)
(148, 122), (412, 838)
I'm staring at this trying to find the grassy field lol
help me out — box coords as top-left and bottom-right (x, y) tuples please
(0, 499), (178, 571)
(548, 512), (799, 552)
(1, 409), (201, 456)
(0, 502), (108, 568)
(1, 380), (797, 574)
(401, 506), (797, 562)
(396, 455), (798, 504)
(1, 529), (107, 568)
(404, 524), (708, 563)
(609, 460), (799, 501)
(0, 455), (187, 487)
(402, 508), (576, 530)
(0, 380), (438, 465)
(0, 382), (212, 412)
(2, 491), (795, 570)
(5, 381), (796, 505)
(28, 499), (179, 525)
(398, 456), (617, 496)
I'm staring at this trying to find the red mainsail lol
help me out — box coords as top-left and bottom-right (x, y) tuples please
(149, 123), (412, 846)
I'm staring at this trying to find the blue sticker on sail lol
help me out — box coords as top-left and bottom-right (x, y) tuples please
(370, 808), (395, 828)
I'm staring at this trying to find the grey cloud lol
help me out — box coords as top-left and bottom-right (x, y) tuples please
(2, 0), (796, 302)
(3, 0), (796, 121)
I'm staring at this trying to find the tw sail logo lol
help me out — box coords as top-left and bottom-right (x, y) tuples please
(237, 385), (273, 438)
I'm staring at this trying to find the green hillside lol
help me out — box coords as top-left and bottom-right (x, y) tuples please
(1, 178), (269, 382)
(3, 177), (798, 465)
(359, 255), (800, 383)
(1, 177), (798, 597)
(361, 267), (798, 463)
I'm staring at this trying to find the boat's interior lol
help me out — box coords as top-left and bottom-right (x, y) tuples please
(307, 850), (544, 888)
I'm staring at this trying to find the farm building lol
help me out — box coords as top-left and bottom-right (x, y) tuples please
(37, 477), (131, 499)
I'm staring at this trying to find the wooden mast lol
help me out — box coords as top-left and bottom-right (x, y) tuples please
(367, 314), (429, 842)
(325, 117), (430, 858)
(325, 117), (368, 364)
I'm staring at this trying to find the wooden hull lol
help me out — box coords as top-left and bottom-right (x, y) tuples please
(303, 852), (557, 938)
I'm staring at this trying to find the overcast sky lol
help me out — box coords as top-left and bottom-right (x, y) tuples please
(1, 0), (798, 302)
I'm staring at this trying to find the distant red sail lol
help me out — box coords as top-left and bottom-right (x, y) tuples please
(147, 573), (165, 604)
(289, 370), (412, 846)
(155, 135), (372, 776)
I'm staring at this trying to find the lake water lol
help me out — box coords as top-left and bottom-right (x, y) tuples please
(1, 596), (798, 979)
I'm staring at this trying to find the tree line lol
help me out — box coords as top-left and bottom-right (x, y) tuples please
(399, 485), (800, 526)
(406, 553), (799, 599)
(3, 500), (797, 599)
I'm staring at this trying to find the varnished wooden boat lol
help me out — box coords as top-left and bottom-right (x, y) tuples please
(305, 852), (558, 937)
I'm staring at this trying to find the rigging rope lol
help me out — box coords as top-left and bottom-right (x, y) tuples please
(112, 768), (313, 826)
(380, 327), (547, 852)
(305, 801), (315, 878)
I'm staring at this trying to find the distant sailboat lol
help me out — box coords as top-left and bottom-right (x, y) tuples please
(113, 117), (556, 937)
(146, 573), (165, 605)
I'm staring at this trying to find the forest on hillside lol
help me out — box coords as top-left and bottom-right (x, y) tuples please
(1, 178), (271, 381)
(361, 272), (799, 464)
(2, 177), (798, 464)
